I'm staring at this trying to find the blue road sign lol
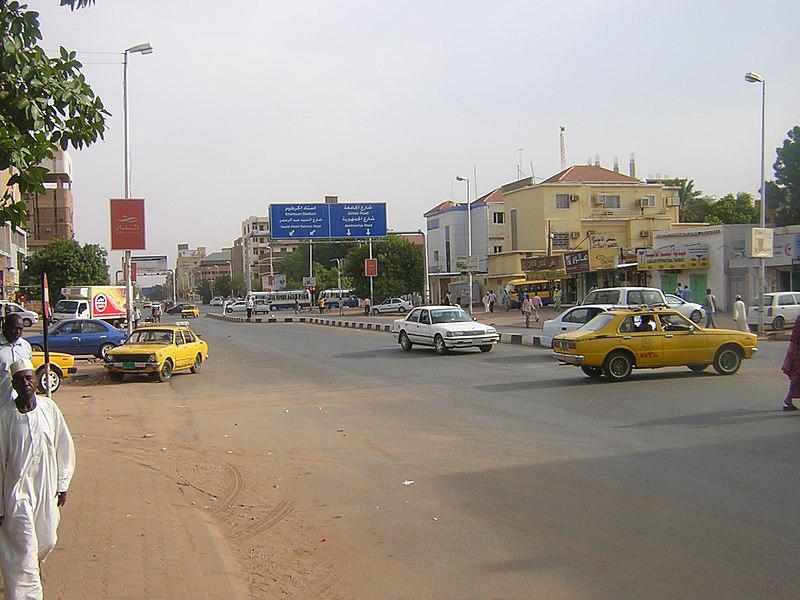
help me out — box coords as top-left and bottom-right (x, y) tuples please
(269, 204), (330, 239)
(270, 203), (387, 240)
(329, 203), (387, 238)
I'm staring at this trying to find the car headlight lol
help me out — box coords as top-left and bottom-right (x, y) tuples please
(104, 354), (114, 363)
(148, 354), (157, 362)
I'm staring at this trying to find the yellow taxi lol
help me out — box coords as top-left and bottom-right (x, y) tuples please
(552, 306), (758, 382)
(32, 351), (77, 394)
(181, 304), (200, 318)
(104, 321), (209, 382)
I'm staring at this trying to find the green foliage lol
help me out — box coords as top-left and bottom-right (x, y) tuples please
(279, 242), (357, 289)
(771, 126), (800, 226)
(229, 274), (246, 297)
(703, 193), (758, 225)
(60, 0), (95, 9)
(21, 238), (109, 301)
(343, 236), (424, 301)
(214, 274), (232, 297)
(663, 178), (703, 223)
(198, 280), (212, 304)
(0, 0), (108, 227)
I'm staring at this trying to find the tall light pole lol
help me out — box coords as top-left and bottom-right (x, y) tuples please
(123, 42), (152, 334)
(456, 176), (472, 314)
(330, 258), (344, 315)
(745, 71), (766, 335)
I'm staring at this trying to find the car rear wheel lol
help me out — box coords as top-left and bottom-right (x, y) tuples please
(689, 310), (702, 323)
(434, 334), (448, 355)
(713, 346), (742, 375)
(31, 344), (43, 352)
(479, 345), (493, 352)
(581, 366), (603, 378)
(399, 332), (413, 351)
(773, 315), (786, 330)
(97, 343), (114, 359)
(398, 307), (407, 313)
(36, 367), (61, 393)
(687, 364), (708, 372)
(108, 371), (124, 382)
(602, 351), (634, 382)
(190, 354), (203, 373)
(157, 360), (173, 382)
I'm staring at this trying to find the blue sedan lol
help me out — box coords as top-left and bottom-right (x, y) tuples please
(27, 319), (127, 358)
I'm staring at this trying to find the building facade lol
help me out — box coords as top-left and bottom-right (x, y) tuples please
(23, 149), (74, 250)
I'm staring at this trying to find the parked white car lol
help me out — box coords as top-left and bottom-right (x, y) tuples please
(540, 305), (609, 348)
(581, 287), (667, 307)
(1, 301), (39, 327)
(664, 294), (705, 323)
(372, 297), (412, 314)
(747, 291), (800, 330)
(225, 301), (247, 314)
(209, 297), (224, 307)
(391, 306), (499, 354)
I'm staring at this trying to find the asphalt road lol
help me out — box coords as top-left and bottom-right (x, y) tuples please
(164, 315), (798, 599)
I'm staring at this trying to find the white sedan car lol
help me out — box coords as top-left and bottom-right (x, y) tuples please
(391, 306), (499, 354)
(540, 305), (609, 348)
(372, 297), (413, 314)
(224, 301), (247, 314)
(664, 294), (705, 323)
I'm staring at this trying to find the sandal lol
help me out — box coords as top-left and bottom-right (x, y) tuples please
(782, 404), (798, 411)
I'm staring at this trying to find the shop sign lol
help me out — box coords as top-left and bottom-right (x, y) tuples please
(564, 250), (590, 274)
(589, 248), (619, 270)
(636, 246), (709, 270)
(521, 255), (563, 272)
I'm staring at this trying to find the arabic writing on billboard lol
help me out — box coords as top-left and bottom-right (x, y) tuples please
(110, 198), (146, 250)
(636, 246), (709, 271)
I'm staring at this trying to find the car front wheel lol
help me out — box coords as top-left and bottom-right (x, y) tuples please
(31, 344), (43, 352)
(713, 346), (742, 375)
(478, 345), (493, 352)
(434, 334), (448, 355)
(689, 310), (702, 323)
(98, 343), (114, 359)
(157, 360), (173, 382)
(399, 332), (413, 351)
(602, 351), (634, 381)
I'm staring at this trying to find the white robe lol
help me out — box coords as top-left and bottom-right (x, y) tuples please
(0, 395), (75, 599)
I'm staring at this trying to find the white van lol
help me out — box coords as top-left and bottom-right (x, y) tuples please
(747, 292), (800, 330)
(581, 287), (668, 308)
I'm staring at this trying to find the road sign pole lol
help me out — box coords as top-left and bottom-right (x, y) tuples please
(369, 239), (374, 311)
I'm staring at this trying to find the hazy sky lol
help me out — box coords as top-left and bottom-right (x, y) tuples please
(27, 0), (800, 277)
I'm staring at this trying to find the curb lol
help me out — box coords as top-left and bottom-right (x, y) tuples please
(206, 313), (545, 346)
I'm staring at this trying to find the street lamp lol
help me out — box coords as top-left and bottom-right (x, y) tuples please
(745, 70), (766, 335)
(456, 176), (472, 314)
(330, 258), (344, 315)
(123, 42), (153, 335)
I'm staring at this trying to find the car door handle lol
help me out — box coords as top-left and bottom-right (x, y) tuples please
(664, 334), (674, 338)
(622, 335), (632, 339)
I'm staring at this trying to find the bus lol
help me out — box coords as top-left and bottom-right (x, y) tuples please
(504, 279), (557, 307)
(249, 290), (312, 313)
(319, 289), (359, 308)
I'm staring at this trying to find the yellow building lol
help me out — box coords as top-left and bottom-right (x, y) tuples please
(491, 165), (680, 303)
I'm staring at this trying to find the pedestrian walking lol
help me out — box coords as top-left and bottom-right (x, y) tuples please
(531, 292), (543, 322)
(318, 297), (325, 314)
(553, 287), (562, 311)
(704, 288), (717, 328)
(501, 290), (510, 311)
(732, 295), (749, 332)
(0, 358), (76, 598)
(675, 283), (682, 297)
(680, 284), (693, 302)
(0, 314), (32, 404)
(444, 291), (452, 306)
(133, 306), (142, 329)
(482, 292), (490, 313)
(363, 297), (371, 316)
(781, 315), (800, 411)
(488, 290), (496, 313)
(521, 295), (533, 328)
(517, 290), (527, 312)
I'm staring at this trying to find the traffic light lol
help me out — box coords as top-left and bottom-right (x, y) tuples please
(311, 286), (317, 294)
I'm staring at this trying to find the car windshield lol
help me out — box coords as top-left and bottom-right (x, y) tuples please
(582, 313), (616, 331)
(430, 308), (472, 324)
(127, 329), (174, 344)
(55, 300), (80, 312)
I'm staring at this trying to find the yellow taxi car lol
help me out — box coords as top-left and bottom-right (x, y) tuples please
(32, 351), (77, 394)
(181, 304), (200, 318)
(552, 306), (758, 382)
(104, 321), (208, 382)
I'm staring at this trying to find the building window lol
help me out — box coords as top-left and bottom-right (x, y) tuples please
(492, 212), (504, 224)
(552, 232), (570, 250)
(493, 245), (503, 254)
(427, 218), (440, 230)
(555, 194), (570, 209)
(600, 194), (621, 208)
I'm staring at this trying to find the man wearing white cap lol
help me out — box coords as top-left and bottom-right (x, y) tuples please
(0, 358), (75, 598)
(0, 314), (32, 403)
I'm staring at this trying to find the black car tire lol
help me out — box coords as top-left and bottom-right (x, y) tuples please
(434, 334), (448, 355)
(372, 308), (380, 315)
(687, 364), (708, 372)
(190, 354), (203, 373)
(602, 350), (634, 381)
(398, 307), (406, 313)
(713, 346), (742, 375)
(31, 344), (44, 352)
(157, 360), (173, 382)
(399, 332), (413, 351)
(773, 316), (786, 330)
(97, 343), (114, 359)
(581, 366), (603, 378)
(479, 345), (493, 352)
(108, 371), (124, 382)
(690, 310), (702, 323)
(36, 367), (61, 393)
(22, 318), (33, 327)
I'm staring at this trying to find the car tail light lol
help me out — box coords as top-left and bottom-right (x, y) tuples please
(767, 307), (773, 316)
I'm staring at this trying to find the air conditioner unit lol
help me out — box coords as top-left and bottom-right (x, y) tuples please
(570, 231), (581, 239)
(637, 197), (656, 208)
(592, 195), (604, 206)
(603, 210), (614, 216)
(640, 230), (650, 237)
(666, 197), (681, 206)
(569, 194), (580, 202)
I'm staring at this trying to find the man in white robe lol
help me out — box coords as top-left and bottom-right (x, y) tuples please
(0, 359), (75, 599)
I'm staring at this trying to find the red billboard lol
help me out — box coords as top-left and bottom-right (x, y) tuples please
(110, 198), (146, 250)
(364, 258), (378, 277)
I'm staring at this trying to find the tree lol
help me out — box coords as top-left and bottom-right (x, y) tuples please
(343, 236), (424, 301)
(21, 238), (109, 301)
(663, 179), (704, 222)
(1, 0), (108, 227)
(704, 192), (758, 225)
(279, 242), (358, 289)
(229, 274), (246, 297)
(198, 280), (212, 304)
(214, 275), (232, 298)
(770, 125), (800, 226)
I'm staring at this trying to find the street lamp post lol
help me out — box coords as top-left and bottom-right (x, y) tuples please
(330, 258), (344, 315)
(123, 42), (152, 335)
(456, 176), (472, 314)
(745, 71), (766, 335)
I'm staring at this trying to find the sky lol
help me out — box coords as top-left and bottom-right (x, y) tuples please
(26, 0), (800, 279)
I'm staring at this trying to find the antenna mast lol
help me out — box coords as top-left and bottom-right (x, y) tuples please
(559, 126), (567, 170)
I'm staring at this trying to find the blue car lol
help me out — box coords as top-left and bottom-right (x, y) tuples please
(27, 319), (127, 358)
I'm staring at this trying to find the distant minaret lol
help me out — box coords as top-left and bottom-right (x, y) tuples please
(559, 126), (566, 170)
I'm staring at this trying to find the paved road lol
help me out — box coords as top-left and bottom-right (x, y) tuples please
(42, 315), (800, 598)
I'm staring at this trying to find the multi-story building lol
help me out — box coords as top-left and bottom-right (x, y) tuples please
(197, 250), (233, 291)
(241, 216), (301, 291)
(175, 244), (206, 299)
(0, 171), (30, 301)
(23, 149), (74, 250)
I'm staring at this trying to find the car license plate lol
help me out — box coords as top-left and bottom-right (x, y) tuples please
(123, 362), (135, 370)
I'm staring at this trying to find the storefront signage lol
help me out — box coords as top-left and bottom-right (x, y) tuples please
(636, 246), (709, 270)
(521, 255), (563, 272)
(564, 250), (590, 274)
(588, 248), (619, 270)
